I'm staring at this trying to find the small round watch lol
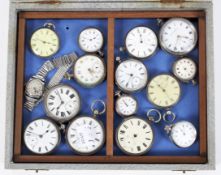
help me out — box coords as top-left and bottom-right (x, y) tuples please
(125, 26), (158, 59)
(30, 23), (60, 58)
(146, 74), (181, 108)
(172, 57), (197, 83)
(159, 18), (198, 56)
(24, 118), (61, 154)
(73, 54), (106, 87)
(44, 84), (81, 123)
(66, 100), (105, 155)
(115, 57), (148, 93)
(115, 90), (138, 117)
(163, 111), (197, 148)
(78, 27), (104, 55)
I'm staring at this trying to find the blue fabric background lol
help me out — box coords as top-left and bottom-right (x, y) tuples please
(22, 18), (199, 156)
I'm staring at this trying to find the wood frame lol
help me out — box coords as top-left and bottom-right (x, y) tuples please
(13, 11), (207, 164)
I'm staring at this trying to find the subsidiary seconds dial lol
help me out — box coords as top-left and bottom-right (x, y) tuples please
(125, 26), (158, 59)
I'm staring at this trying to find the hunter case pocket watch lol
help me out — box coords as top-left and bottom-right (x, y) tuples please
(30, 23), (60, 58)
(66, 100), (105, 155)
(24, 118), (61, 154)
(159, 18), (197, 56)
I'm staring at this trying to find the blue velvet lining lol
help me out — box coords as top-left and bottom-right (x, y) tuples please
(22, 18), (199, 156)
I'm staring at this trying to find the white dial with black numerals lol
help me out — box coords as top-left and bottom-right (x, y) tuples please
(78, 28), (104, 53)
(159, 18), (197, 55)
(147, 74), (181, 108)
(73, 55), (106, 87)
(173, 57), (197, 82)
(115, 59), (148, 92)
(116, 117), (154, 155)
(170, 121), (197, 148)
(24, 118), (60, 154)
(30, 27), (59, 57)
(125, 26), (158, 59)
(44, 85), (81, 123)
(66, 116), (105, 155)
(115, 94), (137, 117)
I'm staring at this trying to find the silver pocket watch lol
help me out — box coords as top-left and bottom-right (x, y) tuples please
(163, 111), (197, 148)
(115, 57), (148, 93)
(115, 90), (138, 117)
(159, 18), (198, 56)
(115, 109), (161, 155)
(30, 23), (60, 58)
(44, 84), (81, 123)
(172, 57), (197, 84)
(24, 118), (61, 154)
(66, 100), (105, 155)
(122, 26), (158, 59)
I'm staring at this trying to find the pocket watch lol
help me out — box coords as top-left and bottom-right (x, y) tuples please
(147, 74), (181, 108)
(30, 23), (60, 58)
(78, 27), (104, 54)
(73, 54), (106, 87)
(44, 84), (81, 123)
(24, 118), (60, 154)
(115, 57), (148, 93)
(115, 90), (138, 117)
(172, 57), (197, 83)
(159, 18), (197, 55)
(66, 100), (105, 155)
(125, 26), (158, 59)
(163, 111), (197, 148)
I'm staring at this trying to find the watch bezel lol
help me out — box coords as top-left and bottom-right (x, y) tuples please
(25, 77), (45, 98)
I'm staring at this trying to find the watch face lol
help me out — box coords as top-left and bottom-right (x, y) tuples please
(115, 94), (138, 117)
(78, 28), (103, 53)
(125, 26), (158, 59)
(115, 59), (148, 92)
(26, 78), (44, 98)
(116, 117), (154, 155)
(170, 121), (197, 148)
(44, 85), (81, 123)
(66, 116), (105, 155)
(159, 18), (197, 55)
(173, 58), (197, 81)
(73, 55), (106, 87)
(30, 27), (59, 57)
(147, 74), (181, 108)
(24, 118), (60, 154)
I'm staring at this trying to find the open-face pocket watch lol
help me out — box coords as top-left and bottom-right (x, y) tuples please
(115, 57), (148, 93)
(115, 109), (161, 155)
(78, 27), (104, 56)
(24, 118), (61, 154)
(44, 84), (81, 123)
(159, 18), (198, 56)
(146, 74), (181, 108)
(122, 26), (158, 59)
(163, 111), (197, 148)
(66, 100), (105, 155)
(30, 23), (60, 58)
(172, 57), (197, 84)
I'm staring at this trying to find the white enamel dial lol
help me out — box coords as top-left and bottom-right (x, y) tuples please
(125, 26), (158, 59)
(159, 18), (197, 55)
(147, 74), (181, 108)
(74, 55), (106, 87)
(24, 118), (60, 154)
(173, 58), (197, 82)
(115, 59), (148, 92)
(66, 116), (105, 155)
(44, 85), (81, 123)
(116, 117), (153, 155)
(170, 121), (197, 148)
(26, 78), (44, 98)
(79, 28), (103, 52)
(30, 27), (59, 57)
(115, 94), (137, 117)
